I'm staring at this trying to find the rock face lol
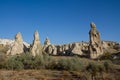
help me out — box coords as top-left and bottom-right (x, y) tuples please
(46, 45), (57, 55)
(30, 31), (43, 56)
(59, 42), (88, 56)
(102, 41), (120, 53)
(43, 41), (89, 56)
(7, 32), (24, 55)
(43, 38), (57, 55)
(71, 43), (84, 55)
(88, 22), (103, 59)
(43, 40), (119, 57)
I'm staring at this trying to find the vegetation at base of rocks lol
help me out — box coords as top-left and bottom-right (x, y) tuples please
(0, 53), (86, 71)
(0, 52), (117, 72)
(98, 52), (120, 66)
(99, 52), (113, 60)
(2, 52), (53, 70)
(48, 56), (85, 71)
(0, 52), (119, 80)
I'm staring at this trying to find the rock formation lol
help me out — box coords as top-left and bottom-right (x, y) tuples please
(46, 45), (57, 55)
(30, 31), (43, 56)
(7, 32), (24, 55)
(43, 41), (89, 56)
(44, 37), (51, 46)
(88, 22), (103, 59)
(1, 22), (119, 58)
(43, 37), (57, 55)
(71, 43), (84, 55)
(43, 37), (51, 52)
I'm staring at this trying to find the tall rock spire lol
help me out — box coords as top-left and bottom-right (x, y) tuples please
(7, 32), (24, 55)
(88, 22), (103, 59)
(31, 31), (43, 56)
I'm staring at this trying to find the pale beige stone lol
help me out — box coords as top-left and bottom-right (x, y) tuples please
(88, 22), (103, 59)
(44, 37), (51, 45)
(7, 32), (24, 55)
(31, 31), (43, 56)
(43, 44), (57, 55)
(71, 43), (83, 55)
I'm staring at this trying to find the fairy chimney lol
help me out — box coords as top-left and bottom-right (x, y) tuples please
(88, 22), (103, 59)
(7, 32), (24, 55)
(31, 31), (43, 56)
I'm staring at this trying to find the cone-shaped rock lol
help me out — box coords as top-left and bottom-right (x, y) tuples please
(31, 31), (43, 56)
(44, 37), (51, 45)
(43, 37), (51, 52)
(88, 22), (103, 59)
(7, 32), (24, 55)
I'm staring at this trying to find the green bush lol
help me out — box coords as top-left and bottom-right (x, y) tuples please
(16, 52), (35, 69)
(2, 52), (53, 70)
(5, 56), (24, 70)
(49, 56), (85, 71)
(103, 60), (113, 72)
(33, 54), (44, 69)
(57, 59), (69, 70)
(67, 56), (84, 71)
(99, 52), (113, 60)
(0, 53), (6, 69)
(86, 62), (105, 80)
(33, 54), (52, 69)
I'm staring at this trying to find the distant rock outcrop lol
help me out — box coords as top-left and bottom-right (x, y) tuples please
(71, 43), (84, 55)
(30, 31), (43, 56)
(43, 38), (57, 55)
(44, 37), (51, 46)
(7, 32), (24, 55)
(43, 41), (89, 56)
(0, 39), (30, 48)
(88, 22), (103, 59)
(102, 41), (120, 53)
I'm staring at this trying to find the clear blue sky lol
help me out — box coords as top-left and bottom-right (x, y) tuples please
(0, 0), (120, 44)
